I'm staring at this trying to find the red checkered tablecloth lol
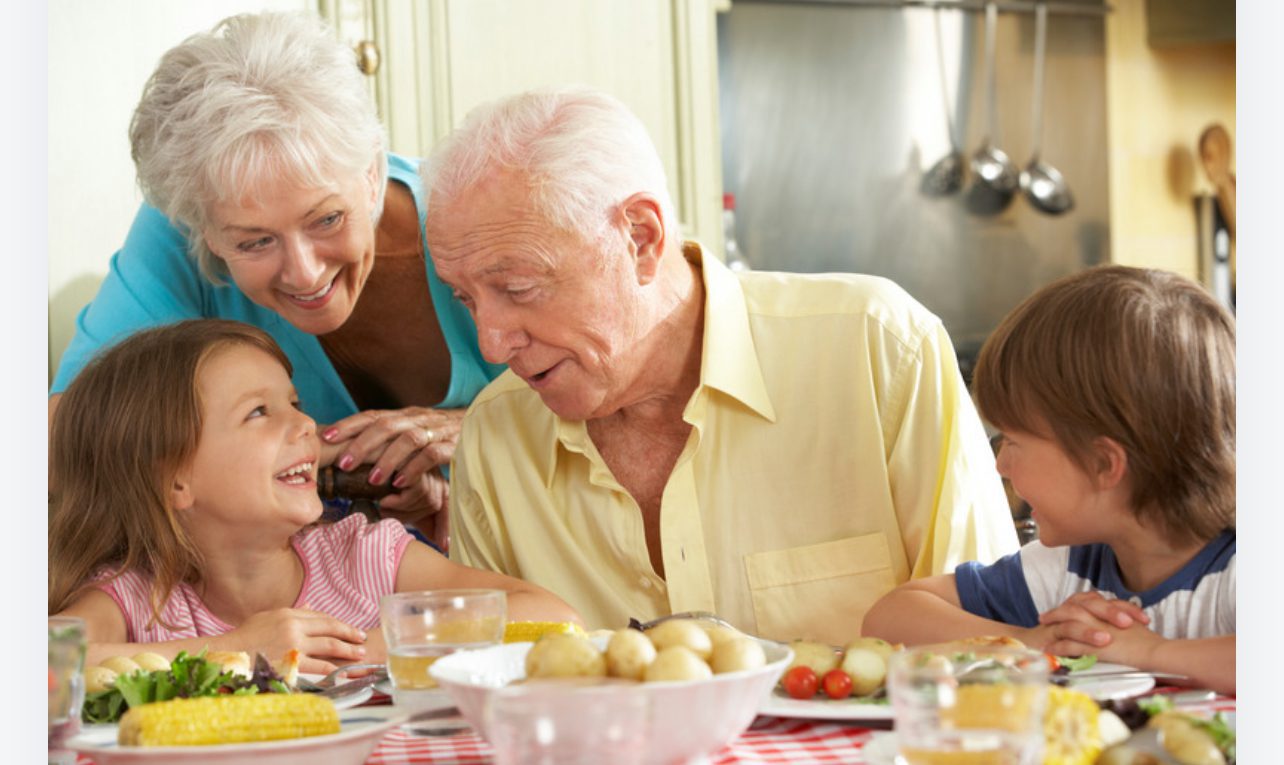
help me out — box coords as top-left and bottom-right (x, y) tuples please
(366, 716), (878, 765)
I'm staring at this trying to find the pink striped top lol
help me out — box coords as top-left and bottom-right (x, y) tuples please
(94, 514), (414, 642)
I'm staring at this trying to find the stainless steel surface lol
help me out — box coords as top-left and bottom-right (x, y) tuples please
(717, 0), (1109, 345)
(317, 668), (388, 700)
(971, 2), (1019, 206)
(1020, 2), (1075, 214)
(921, 4), (965, 196)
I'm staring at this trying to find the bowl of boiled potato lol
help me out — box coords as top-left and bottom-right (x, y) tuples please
(430, 618), (792, 765)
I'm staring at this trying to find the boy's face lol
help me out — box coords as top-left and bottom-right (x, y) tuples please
(178, 344), (323, 541)
(994, 428), (1115, 547)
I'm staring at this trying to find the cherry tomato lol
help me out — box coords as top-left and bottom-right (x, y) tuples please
(782, 666), (819, 699)
(821, 668), (853, 700)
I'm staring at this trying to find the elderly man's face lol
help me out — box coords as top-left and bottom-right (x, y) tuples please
(203, 167), (379, 336)
(428, 175), (650, 421)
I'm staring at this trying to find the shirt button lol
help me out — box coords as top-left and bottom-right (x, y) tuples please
(639, 577), (652, 589)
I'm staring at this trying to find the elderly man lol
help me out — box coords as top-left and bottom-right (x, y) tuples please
(423, 86), (1017, 643)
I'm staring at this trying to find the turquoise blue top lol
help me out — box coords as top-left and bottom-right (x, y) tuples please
(50, 153), (505, 424)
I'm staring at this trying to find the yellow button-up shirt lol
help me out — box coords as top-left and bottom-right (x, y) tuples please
(449, 244), (1017, 644)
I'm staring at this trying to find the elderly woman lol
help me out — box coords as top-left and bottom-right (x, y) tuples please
(48, 12), (501, 545)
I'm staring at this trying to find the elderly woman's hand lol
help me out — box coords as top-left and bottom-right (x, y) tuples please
(319, 406), (463, 489)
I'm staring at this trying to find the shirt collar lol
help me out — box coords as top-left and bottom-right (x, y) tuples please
(685, 241), (776, 423)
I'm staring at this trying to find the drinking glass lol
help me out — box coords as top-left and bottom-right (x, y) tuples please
(486, 682), (650, 765)
(888, 645), (1048, 765)
(380, 589), (506, 711)
(48, 616), (87, 760)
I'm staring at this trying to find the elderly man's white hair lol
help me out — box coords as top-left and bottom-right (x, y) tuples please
(422, 85), (680, 245)
(129, 12), (388, 282)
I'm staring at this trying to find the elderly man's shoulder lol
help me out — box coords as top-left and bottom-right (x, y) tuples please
(737, 270), (940, 336)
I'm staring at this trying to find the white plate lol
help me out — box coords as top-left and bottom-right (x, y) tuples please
(296, 674), (375, 711)
(66, 704), (406, 765)
(759, 688), (894, 721)
(1062, 662), (1155, 701)
(758, 662), (1156, 720)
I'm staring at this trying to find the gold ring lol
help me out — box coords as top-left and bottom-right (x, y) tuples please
(424, 428), (436, 443)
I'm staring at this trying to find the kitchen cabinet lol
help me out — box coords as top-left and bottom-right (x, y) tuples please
(321, 0), (725, 256)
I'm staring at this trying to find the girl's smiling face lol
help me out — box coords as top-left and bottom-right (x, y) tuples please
(175, 344), (322, 538)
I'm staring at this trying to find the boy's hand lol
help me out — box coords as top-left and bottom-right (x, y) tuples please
(1044, 621), (1164, 669)
(1040, 591), (1150, 631)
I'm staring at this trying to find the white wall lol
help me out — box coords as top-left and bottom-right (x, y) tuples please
(47, 0), (308, 380)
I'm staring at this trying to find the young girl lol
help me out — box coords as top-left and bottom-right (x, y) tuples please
(49, 320), (580, 673)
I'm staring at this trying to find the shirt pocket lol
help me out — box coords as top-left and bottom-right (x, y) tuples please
(744, 533), (898, 646)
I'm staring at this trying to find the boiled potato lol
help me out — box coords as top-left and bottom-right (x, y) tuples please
(787, 640), (840, 677)
(644, 646), (713, 682)
(525, 633), (607, 679)
(700, 624), (744, 648)
(131, 652), (171, 672)
(709, 637), (766, 675)
(840, 648), (887, 697)
(1149, 712), (1226, 765)
(99, 656), (142, 677)
(843, 637), (895, 663)
(646, 619), (713, 661)
(605, 629), (657, 681)
(84, 665), (118, 694)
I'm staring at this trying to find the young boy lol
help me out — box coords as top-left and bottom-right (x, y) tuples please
(862, 266), (1235, 694)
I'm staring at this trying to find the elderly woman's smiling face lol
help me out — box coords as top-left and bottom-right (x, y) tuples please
(203, 166), (380, 336)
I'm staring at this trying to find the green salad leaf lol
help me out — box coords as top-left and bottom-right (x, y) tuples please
(1057, 654), (1099, 672)
(80, 650), (286, 724)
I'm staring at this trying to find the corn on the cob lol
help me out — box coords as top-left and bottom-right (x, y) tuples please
(118, 694), (339, 746)
(503, 620), (583, 643)
(1042, 685), (1101, 765)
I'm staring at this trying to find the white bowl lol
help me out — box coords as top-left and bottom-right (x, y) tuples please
(430, 635), (792, 765)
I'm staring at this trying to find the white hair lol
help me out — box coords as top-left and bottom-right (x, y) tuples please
(129, 12), (388, 281)
(422, 85), (679, 244)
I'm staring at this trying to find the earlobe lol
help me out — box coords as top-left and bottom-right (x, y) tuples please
(1092, 437), (1128, 490)
(620, 193), (665, 284)
(170, 472), (194, 513)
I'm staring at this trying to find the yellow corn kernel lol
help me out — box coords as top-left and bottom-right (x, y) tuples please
(118, 694), (339, 746)
(1042, 685), (1101, 765)
(503, 620), (584, 643)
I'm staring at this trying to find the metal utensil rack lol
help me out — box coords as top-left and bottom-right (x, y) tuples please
(742, 0), (1112, 17)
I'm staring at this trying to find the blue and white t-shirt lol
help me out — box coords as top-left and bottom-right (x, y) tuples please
(953, 531), (1235, 639)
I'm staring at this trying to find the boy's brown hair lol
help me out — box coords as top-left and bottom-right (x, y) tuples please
(972, 266), (1234, 545)
(48, 320), (293, 624)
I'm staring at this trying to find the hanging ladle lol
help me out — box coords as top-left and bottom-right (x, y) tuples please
(1020, 1), (1074, 214)
(970, 1), (1019, 199)
(921, 3), (963, 196)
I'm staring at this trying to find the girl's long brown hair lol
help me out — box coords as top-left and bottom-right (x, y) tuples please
(49, 320), (292, 624)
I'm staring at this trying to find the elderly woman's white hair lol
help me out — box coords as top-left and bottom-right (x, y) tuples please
(130, 12), (388, 281)
(422, 85), (680, 245)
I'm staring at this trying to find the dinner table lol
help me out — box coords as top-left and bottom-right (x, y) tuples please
(67, 684), (1235, 764)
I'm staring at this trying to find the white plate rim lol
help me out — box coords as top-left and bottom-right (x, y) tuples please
(758, 661), (1156, 720)
(65, 704), (406, 757)
(1064, 661), (1155, 701)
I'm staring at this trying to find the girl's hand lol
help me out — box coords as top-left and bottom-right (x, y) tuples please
(319, 407), (463, 492)
(377, 467), (451, 551)
(220, 608), (368, 675)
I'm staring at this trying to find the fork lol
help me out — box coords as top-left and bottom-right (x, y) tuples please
(295, 662), (387, 692)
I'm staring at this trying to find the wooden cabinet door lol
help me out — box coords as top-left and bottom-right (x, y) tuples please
(323, 0), (724, 253)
